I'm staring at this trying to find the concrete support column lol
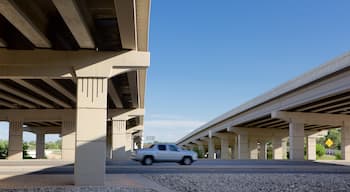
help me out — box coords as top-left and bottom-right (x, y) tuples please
(106, 124), (112, 160)
(259, 141), (266, 160)
(272, 137), (283, 160)
(36, 132), (45, 159)
(8, 120), (23, 160)
(125, 132), (133, 156)
(112, 120), (127, 160)
(342, 121), (350, 160)
(233, 136), (238, 159)
(307, 136), (316, 160)
(238, 133), (249, 159)
(220, 137), (230, 160)
(282, 138), (288, 159)
(208, 138), (215, 159)
(75, 77), (107, 185)
(249, 137), (258, 159)
(289, 122), (305, 160)
(61, 120), (76, 161)
(198, 144), (204, 155)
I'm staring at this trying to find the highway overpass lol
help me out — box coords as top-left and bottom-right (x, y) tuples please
(0, 0), (150, 185)
(177, 52), (350, 161)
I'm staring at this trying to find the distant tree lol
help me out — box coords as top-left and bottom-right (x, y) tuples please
(0, 140), (8, 159)
(316, 144), (325, 157)
(325, 129), (341, 150)
(45, 139), (62, 149)
(22, 142), (32, 159)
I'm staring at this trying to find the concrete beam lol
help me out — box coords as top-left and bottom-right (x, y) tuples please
(0, 0), (51, 48)
(43, 79), (76, 103)
(108, 80), (123, 108)
(137, 69), (147, 108)
(0, 109), (75, 121)
(24, 126), (61, 134)
(0, 50), (150, 78)
(114, 0), (136, 50)
(0, 38), (7, 47)
(0, 93), (36, 108)
(109, 108), (144, 120)
(52, 0), (94, 48)
(272, 111), (350, 126)
(0, 82), (54, 108)
(126, 125), (143, 134)
(135, 0), (150, 51)
(0, 100), (16, 108)
(13, 79), (71, 108)
(127, 71), (138, 108)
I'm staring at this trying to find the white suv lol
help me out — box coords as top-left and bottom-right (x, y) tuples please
(131, 143), (198, 165)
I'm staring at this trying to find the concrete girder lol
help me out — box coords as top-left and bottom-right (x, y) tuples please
(0, 50), (150, 78)
(52, 0), (95, 49)
(108, 80), (123, 108)
(126, 125), (143, 134)
(13, 79), (72, 108)
(135, 0), (150, 51)
(127, 71), (138, 108)
(0, 93), (36, 108)
(272, 111), (350, 126)
(0, 82), (54, 108)
(0, 38), (7, 47)
(114, 0), (136, 50)
(43, 79), (77, 103)
(110, 108), (144, 121)
(0, 0), (51, 48)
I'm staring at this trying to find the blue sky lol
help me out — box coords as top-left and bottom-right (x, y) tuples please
(1, 1), (350, 142)
(143, 0), (350, 142)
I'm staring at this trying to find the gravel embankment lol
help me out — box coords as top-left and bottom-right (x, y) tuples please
(1, 187), (157, 192)
(145, 174), (350, 192)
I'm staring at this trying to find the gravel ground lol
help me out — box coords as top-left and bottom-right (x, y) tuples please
(145, 174), (350, 192)
(1, 186), (157, 192)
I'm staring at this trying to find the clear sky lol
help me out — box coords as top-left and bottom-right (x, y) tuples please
(1, 0), (350, 143)
(142, 0), (350, 142)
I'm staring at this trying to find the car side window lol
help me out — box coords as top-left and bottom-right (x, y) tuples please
(168, 145), (178, 152)
(158, 144), (166, 151)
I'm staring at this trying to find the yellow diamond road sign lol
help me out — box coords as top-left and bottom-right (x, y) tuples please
(325, 139), (333, 148)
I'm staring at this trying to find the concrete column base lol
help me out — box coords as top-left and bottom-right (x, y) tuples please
(289, 122), (305, 160)
(61, 120), (76, 161)
(342, 121), (350, 161)
(307, 136), (316, 160)
(258, 141), (266, 160)
(238, 134), (249, 159)
(272, 137), (283, 160)
(112, 120), (128, 160)
(208, 138), (215, 159)
(220, 137), (230, 160)
(36, 132), (45, 159)
(8, 121), (23, 160)
(249, 137), (258, 159)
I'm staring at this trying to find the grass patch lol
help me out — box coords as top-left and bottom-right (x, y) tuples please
(317, 155), (337, 160)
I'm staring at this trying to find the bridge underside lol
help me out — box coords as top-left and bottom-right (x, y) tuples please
(179, 53), (350, 162)
(0, 0), (150, 185)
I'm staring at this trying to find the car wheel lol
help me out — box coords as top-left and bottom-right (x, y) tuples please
(142, 156), (153, 165)
(182, 157), (192, 165)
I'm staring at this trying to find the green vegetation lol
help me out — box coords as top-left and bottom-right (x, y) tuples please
(0, 139), (8, 159)
(45, 140), (61, 149)
(192, 146), (205, 158)
(315, 128), (341, 160)
(0, 139), (62, 159)
(316, 144), (325, 157)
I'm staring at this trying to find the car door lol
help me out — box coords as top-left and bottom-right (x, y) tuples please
(167, 144), (183, 161)
(156, 144), (168, 161)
